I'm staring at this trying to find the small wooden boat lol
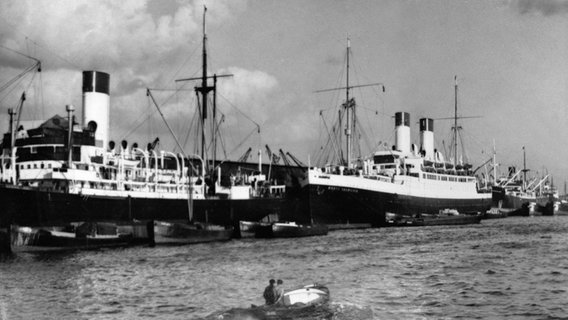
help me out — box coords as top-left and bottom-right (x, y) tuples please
(10, 222), (133, 252)
(152, 220), (233, 245)
(255, 222), (328, 238)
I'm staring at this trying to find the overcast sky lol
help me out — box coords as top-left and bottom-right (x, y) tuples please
(1, 0), (568, 187)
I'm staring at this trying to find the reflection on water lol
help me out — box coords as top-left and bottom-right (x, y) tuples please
(1, 216), (568, 319)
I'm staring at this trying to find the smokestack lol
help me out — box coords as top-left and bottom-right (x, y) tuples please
(394, 112), (410, 153)
(82, 71), (110, 149)
(419, 118), (434, 160)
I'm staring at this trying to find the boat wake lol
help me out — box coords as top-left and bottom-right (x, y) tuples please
(205, 302), (373, 320)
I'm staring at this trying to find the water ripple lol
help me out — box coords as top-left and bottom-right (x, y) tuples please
(1, 216), (568, 319)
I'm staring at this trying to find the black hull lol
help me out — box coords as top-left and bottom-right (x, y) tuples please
(535, 202), (555, 216)
(492, 186), (550, 211)
(387, 214), (481, 227)
(10, 226), (133, 252)
(153, 221), (233, 245)
(0, 185), (284, 228)
(288, 184), (491, 227)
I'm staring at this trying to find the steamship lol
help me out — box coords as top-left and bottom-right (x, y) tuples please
(0, 70), (285, 229)
(0, 12), (285, 230)
(305, 112), (492, 227)
(492, 150), (558, 216)
(293, 42), (492, 227)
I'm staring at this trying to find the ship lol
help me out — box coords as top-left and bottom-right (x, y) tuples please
(0, 8), (286, 234)
(287, 41), (492, 227)
(492, 149), (558, 216)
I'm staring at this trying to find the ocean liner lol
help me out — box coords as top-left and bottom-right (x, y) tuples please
(299, 42), (492, 227)
(0, 10), (285, 230)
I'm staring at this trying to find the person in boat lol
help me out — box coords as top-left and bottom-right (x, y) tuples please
(275, 279), (285, 305)
(263, 279), (277, 305)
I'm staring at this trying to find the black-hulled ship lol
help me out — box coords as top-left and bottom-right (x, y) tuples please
(286, 41), (491, 227)
(0, 10), (286, 231)
(492, 150), (558, 216)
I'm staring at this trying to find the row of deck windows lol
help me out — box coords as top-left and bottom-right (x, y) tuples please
(422, 173), (474, 183)
(20, 163), (52, 170)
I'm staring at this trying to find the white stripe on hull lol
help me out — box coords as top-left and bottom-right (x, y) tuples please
(308, 169), (491, 201)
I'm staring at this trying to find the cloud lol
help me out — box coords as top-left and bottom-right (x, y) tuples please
(0, 0), (250, 145)
(0, 0), (248, 95)
(511, 0), (568, 16)
(216, 67), (279, 124)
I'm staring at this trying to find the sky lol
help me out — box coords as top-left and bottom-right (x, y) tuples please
(0, 0), (568, 188)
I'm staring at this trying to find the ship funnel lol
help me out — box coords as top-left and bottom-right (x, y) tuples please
(82, 71), (110, 149)
(419, 118), (434, 160)
(394, 112), (410, 153)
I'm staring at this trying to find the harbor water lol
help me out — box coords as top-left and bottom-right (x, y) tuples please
(1, 216), (567, 319)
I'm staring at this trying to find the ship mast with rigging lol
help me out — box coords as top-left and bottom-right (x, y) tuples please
(315, 38), (384, 168)
(176, 6), (232, 174)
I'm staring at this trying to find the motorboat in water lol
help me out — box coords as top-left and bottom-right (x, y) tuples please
(207, 283), (331, 320)
(280, 283), (330, 306)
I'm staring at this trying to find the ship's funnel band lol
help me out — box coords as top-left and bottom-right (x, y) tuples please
(419, 118), (434, 132)
(395, 112), (410, 127)
(82, 71), (110, 95)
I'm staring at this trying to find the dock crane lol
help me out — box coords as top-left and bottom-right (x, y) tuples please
(237, 147), (252, 162)
(279, 149), (293, 167)
(286, 151), (306, 167)
(265, 145), (280, 164)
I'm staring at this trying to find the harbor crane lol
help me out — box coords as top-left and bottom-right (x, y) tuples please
(237, 147), (252, 162)
(279, 149), (292, 167)
(286, 151), (306, 167)
(265, 145), (280, 164)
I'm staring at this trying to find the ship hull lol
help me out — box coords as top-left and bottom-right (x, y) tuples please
(304, 184), (490, 227)
(0, 184), (284, 228)
(492, 186), (555, 216)
(282, 170), (492, 227)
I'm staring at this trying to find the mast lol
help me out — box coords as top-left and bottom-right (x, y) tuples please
(176, 6), (232, 174)
(66, 105), (75, 168)
(345, 38), (352, 168)
(8, 108), (16, 184)
(522, 146), (527, 191)
(314, 39), (384, 168)
(492, 139), (497, 186)
(198, 6), (212, 170)
(454, 75), (458, 167)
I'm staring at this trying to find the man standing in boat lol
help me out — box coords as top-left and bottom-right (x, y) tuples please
(263, 279), (277, 305)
